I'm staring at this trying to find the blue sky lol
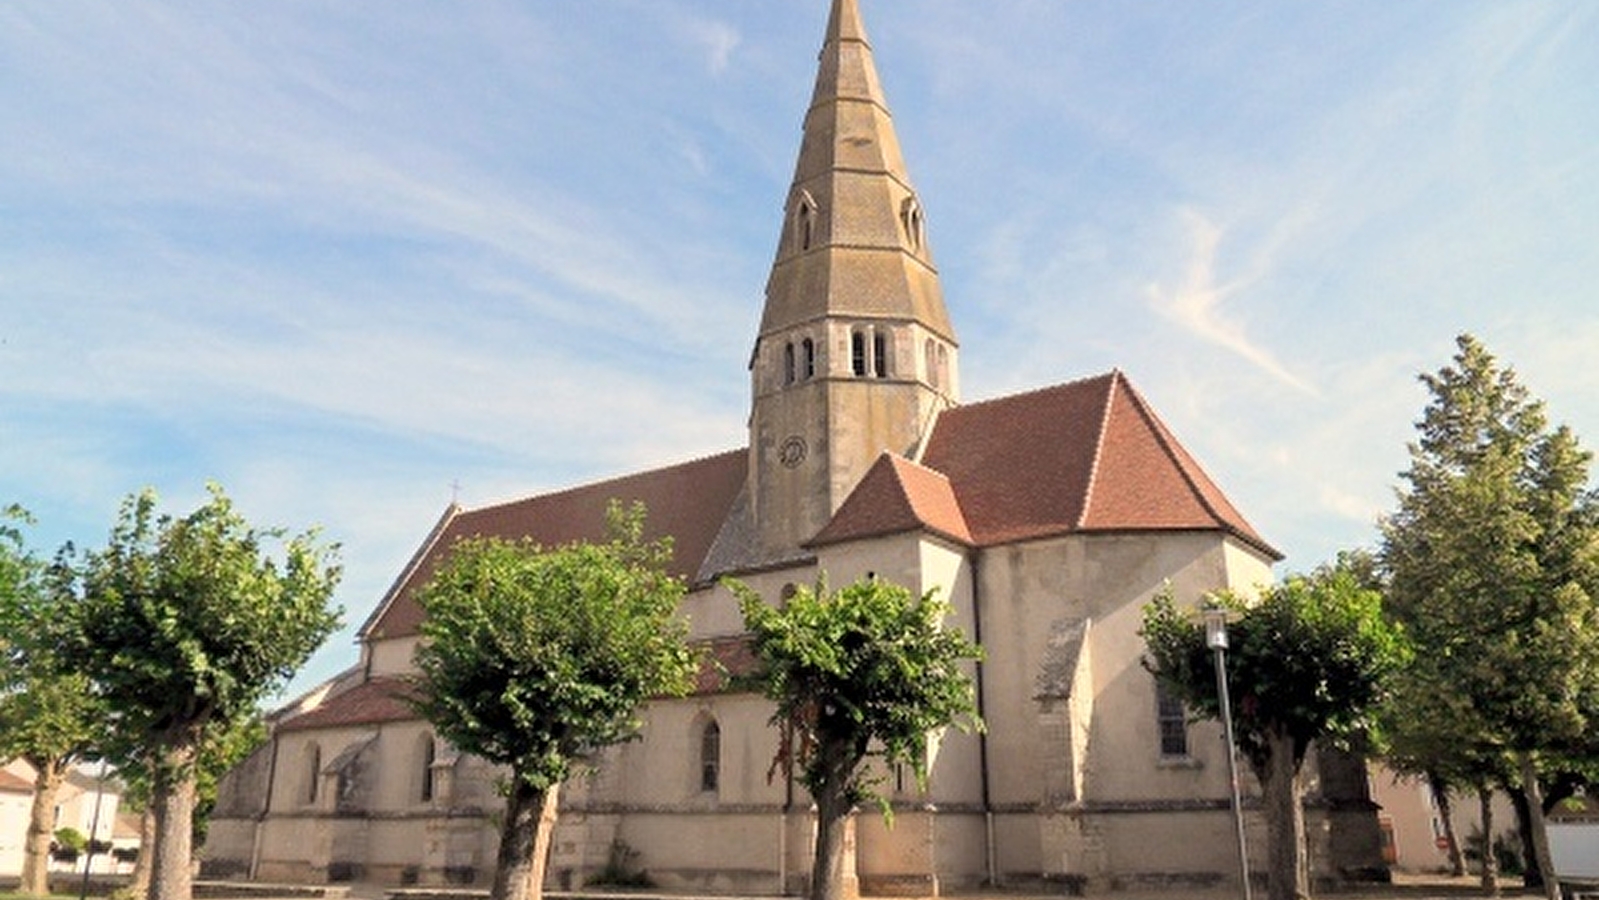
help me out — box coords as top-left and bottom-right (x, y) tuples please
(3, 2), (1596, 700)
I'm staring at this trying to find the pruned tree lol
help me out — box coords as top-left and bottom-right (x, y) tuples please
(0, 505), (104, 897)
(1142, 563), (1408, 900)
(411, 502), (698, 900)
(61, 486), (341, 900)
(734, 577), (983, 900)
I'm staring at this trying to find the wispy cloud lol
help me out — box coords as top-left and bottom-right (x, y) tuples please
(1146, 208), (1315, 395)
(688, 19), (742, 75)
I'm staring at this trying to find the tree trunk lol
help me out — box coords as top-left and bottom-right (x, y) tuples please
(489, 778), (559, 900)
(1428, 774), (1466, 877)
(1507, 786), (1544, 892)
(1517, 754), (1560, 900)
(807, 737), (862, 900)
(810, 778), (853, 900)
(1258, 730), (1308, 900)
(130, 807), (157, 900)
(1477, 787), (1498, 897)
(20, 757), (67, 896)
(149, 742), (200, 900)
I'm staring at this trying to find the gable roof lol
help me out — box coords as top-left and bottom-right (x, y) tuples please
(918, 370), (1278, 557)
(808, 453), (973, 548)
(362, 450), (747, 641)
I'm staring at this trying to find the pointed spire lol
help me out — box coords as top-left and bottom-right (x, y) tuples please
(758, 0), (954, 342)
(827, 0), (870, 46)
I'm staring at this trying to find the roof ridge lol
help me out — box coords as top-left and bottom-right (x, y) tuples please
(1113, 377), (1278, 558)
(464, 447), (745, 515)
(1075, 370), (1122, 530)
(358, 502), (461, 640)
(955, 370), (1119, 414)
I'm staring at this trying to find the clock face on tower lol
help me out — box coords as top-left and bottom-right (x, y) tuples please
(779, 435), (808, 468)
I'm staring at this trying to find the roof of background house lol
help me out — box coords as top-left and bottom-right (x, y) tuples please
(0, 769), (32, 794)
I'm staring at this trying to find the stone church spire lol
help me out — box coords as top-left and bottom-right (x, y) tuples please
(758, 0), (954, 339)
(742, 0), (960, 563)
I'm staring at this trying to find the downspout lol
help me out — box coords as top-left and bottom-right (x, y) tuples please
(969, 550), (997, 887)
(781, 727), (796, 895)
(250, 731), (281, 880)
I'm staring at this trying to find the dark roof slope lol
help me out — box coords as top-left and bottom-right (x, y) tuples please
(363, 450), (748, 640)
(916, 371), (1277, 556)
(808, 453), (973, 548)
(275, 677), (417, 733)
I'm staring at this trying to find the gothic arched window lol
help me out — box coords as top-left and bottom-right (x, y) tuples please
(900, 196), (924, 251)
(783, 342), (797, 386)
(802, 338), (816, 380)
(851, 330), (868, 377)
(419, 735), (437, 803)
(794, 191), (818, 252)
(304, 743), (321, 806)
(873, 330), (890, 378)
(700, 721), (721, 793)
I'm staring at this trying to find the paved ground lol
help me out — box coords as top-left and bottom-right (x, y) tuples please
(332, 873), (1533, 900)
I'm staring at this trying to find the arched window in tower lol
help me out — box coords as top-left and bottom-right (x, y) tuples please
(793, 191), (818, 252)
(700, 721), (721, 793)
(802, 338), (816, 380)
(783, 342), (796, 386)
(419, 734), (437, 803)
(873, 330), (890, 378)
(304, 743), (322, 806)
(900, 196), (924, 252)
(851, 329), (868, 377)
(924, 338), (938, 388)
(937, 343), (949, 390)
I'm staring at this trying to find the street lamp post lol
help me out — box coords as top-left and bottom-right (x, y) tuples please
(1204, 606), (1252, 900)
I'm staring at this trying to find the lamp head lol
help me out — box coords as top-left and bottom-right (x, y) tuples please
(1203, 605), (1229, 651)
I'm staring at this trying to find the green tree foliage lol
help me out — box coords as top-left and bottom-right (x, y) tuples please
(1142, 564), (1407, 900)
(735, 577), (982, 900)
(1379, 334), (1599, 899)
(61, 486), (341, 900)
(0, 505), (104, 897)
(412, 502), (698, 900)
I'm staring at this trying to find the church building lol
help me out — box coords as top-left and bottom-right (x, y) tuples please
(206, 0), (1382, 892)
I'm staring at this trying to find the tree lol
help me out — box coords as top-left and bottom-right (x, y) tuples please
(0, 505), (104, 897)
(112, 711), (267, 900)
(411, 502), (698, 900)
(1142, 564), (1408, 900)
(61, 486), (341, 900)
(1380, 335), (1599, 900)
(735, 577), (983, 900)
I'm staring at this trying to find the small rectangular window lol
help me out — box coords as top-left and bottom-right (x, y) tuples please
(1157, 683), (1189, 758)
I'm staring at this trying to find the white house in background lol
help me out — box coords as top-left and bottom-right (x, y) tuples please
(0, 765), (32, 876)
(0, 759), (124, 877)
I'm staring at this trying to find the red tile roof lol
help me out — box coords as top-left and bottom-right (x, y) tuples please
(363, 450), (748, 640)
(275, 677), (418, 733)
(694, 635), (759, 695)
(808, 453), (974, 548)
(0, 768), (32, 794)
(359, 372), (1272, 647)
(919, 371), (1277, 557)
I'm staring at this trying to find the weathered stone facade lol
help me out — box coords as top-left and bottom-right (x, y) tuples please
(205, 0), (1387, 893)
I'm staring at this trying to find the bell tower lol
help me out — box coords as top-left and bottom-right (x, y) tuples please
(747, 0), (959, 561)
